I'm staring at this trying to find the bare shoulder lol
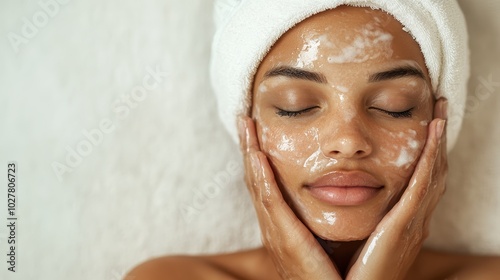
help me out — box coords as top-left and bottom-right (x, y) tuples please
(410, 248), (500, 280)
(125, 247), (279, 280)
(124, 254), (222, 280)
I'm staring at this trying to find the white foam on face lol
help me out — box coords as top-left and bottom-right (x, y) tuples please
(278, 134), (295, 152)
(295, 33), (321, 68)
(408, 139), (419, 149)
(303, 128), (322, 171)
(325, 159), (338, 168)
(303, 148), (323, 172)
(420, 121), (429, 126)
(261, 125), (288, 161)
(335, 91), (356, 122)
(322, 212), (337, 225)
(302, 127), (338, 173)
(306, 127), (320, 142)
(390, 129), (423, 168)
(391, 148), (415, 167)
(406, 130), (419, 150)
(327, 23), (393, 64)
(378, 128), (422, 168)
(318, 34), (335, 48)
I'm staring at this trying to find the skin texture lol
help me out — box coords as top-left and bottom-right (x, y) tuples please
(251, 6), (434, 244)
(127, 248), (500, 280)
(239, 101), (445, 279)
(246, 6), (443, 278)
(126, 6), (500, 280)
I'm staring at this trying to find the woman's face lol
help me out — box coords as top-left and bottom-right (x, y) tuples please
(251, 6), (434, 241)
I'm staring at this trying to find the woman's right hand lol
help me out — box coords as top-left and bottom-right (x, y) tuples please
(238, 116), (342, 280)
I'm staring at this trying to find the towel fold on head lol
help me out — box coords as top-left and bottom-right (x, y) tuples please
(210, 0), (469, 151)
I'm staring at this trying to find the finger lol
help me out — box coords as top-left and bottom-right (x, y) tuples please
(434, 98), (448, 180)
(252, 151), (312, 239)
(238, 115), (262, 200)
(434, 98), (448, 186)
(239, 116), (340, 278)
(349, 104), (447, 279)
(251, 151), (341, 278)
(348, 137), (444, 280)
(361, 117), (443, 255)
(434, 98), (447, 120)
(368, 108), (445, 226)
(238, 115), (307, 236)
(238, 115), (260, 154)
(241, 117), (261, 184)
(396, 118), (444, 217)
(427, 99), (448, 214)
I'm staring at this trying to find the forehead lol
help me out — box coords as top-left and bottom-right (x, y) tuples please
(254, 6), (429, 84)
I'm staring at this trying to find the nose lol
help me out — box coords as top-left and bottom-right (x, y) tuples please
(321, 120), (373, 159)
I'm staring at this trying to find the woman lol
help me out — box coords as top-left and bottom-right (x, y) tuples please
(127, 1), (500, 279)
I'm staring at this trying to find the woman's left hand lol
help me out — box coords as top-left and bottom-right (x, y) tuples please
(346, 98), (448, 280)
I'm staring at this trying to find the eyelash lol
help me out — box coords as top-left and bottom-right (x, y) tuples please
(375, 108), (414, 118)
(276, 107), (414, 118)
(276, 107), (317, 117)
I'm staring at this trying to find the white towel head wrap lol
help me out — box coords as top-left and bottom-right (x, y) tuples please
(210, 0), (469, 151)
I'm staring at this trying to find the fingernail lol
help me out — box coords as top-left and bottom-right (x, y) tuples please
(436, 120), (446, 139)
(442, 100), (448, 119)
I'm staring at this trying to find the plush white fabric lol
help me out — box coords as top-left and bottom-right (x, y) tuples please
(0, 1), (499, 280)
(210, 0), (469, 152)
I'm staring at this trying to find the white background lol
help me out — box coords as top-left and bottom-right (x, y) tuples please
(0, 0), (499, 279)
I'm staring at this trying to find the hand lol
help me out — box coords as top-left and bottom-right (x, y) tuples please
(238, 116), (343, 280)
(238, 97), (447, 280)
(347, 98), (448, 280)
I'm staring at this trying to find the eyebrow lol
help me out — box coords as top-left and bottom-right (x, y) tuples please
(368, 65), (425, 83)
(264, 66), (328, 84)
(262, 64), (425, 84)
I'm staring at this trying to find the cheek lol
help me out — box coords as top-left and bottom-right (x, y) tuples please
(261, 127), (303, 166)
(374, 128), (427, 184)
(258, 124), (338, 176)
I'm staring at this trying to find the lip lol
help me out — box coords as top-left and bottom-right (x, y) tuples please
(306, 171), (383, 206)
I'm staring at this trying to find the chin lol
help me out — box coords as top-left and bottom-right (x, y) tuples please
(291, 199), (388, 242)
(308, 221), (376, 242)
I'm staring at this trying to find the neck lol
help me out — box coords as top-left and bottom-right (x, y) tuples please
(316, 237), (366, 277)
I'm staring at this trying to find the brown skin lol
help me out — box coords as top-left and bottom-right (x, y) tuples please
(126, 6), (500, 280)
(128, 248), (500, 280)
(252, 5), (434, 245)
(246, 6), (438, 279)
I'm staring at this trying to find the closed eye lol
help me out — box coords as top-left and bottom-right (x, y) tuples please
(371, 107), (414, 118)
(275, 106), (319, 117)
